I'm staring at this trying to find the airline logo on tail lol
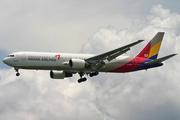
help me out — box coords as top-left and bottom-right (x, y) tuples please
(137, 32), (164, 60)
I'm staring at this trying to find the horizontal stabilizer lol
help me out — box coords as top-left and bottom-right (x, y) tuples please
(146, 54), (177, 65)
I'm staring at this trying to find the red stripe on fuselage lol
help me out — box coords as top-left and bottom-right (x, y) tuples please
(108, 57), (147, 73)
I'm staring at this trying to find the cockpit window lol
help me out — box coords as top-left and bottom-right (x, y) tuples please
(7, 55), (14, 57)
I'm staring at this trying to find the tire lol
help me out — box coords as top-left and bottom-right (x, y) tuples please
(78, 79), (82, 83)
(16, 73), (20, 76)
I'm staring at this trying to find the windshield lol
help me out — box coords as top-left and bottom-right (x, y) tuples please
(7, 55), (14, 57)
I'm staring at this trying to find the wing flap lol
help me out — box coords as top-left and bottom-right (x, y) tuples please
(106, 47), (130, 61)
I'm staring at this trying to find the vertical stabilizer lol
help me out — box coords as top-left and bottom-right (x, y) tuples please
(136, 32), (164, 60)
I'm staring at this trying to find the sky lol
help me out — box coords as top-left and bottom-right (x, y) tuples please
(0, 0), (180, 120)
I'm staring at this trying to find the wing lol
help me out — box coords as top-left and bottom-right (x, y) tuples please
(85, 40), (144, 70)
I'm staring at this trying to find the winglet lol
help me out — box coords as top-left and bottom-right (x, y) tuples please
(145, 54), (177, 65)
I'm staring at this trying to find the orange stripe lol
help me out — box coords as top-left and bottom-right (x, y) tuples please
(149, 41), (162, 58)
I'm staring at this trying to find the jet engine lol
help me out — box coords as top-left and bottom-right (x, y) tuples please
(50, 70), (72, 79)
(69, 59), (89, 69)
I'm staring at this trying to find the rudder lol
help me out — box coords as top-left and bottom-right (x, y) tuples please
(136, 32), (164, 60)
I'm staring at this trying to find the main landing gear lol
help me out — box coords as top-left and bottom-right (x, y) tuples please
(77, 71), (99, 83)
(78, 72), (87, 83)
(89, 71), (99, 77)
(78, 77), (87, 83)
(14, 67), (20, 76)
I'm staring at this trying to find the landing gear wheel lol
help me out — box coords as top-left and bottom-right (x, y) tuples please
(78, 79), (82, 83)
(90, 73), (93, 77)
(90, 71), (99, 77)
(16, 73), (20, 76)
(82, 77), (87, 82)
(78, 77), (87, 83)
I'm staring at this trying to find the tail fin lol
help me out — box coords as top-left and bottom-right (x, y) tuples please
(136, 32), (164, 60)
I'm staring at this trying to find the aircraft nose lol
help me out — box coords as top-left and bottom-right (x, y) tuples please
(3, 58), (7, 64)
(3, 57), (9, 65)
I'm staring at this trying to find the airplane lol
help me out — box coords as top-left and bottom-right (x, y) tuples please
(3, 32), (177, 83)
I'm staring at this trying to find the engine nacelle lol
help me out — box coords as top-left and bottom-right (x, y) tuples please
(50, 70), (72, 79)
(69, 59), (89, 69)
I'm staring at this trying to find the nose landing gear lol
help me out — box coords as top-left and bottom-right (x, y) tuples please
(14, 67), (20, 76)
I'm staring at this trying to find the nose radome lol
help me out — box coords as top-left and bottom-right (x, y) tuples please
(3, 58), (7, 64)
(3, 58), (10, 65)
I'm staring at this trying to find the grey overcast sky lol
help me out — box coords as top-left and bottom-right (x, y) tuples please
(0, 0), (180, 120)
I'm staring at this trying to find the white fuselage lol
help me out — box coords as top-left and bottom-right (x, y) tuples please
(3, 52), (132, 72)
(2, 33), (174, 82)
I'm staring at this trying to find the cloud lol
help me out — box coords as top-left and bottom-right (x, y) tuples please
(0, 0), (131, 53)
(80, 4), (180, 56)
(0, 69), (109, 120)
(1, 4), (180, 120)
(80, 4), (180, 119)
(1, 1), (179, 53)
